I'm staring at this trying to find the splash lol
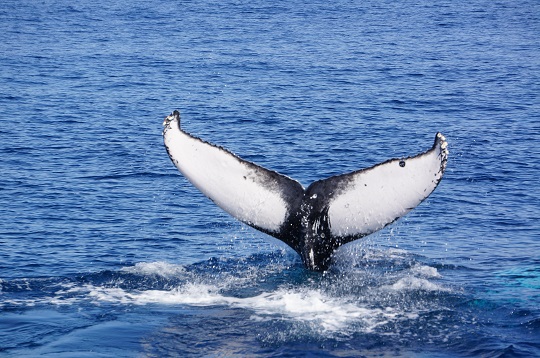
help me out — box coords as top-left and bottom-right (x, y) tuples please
(83, 283), (414, 334)
(76, 257), (451, 336)
(1, 251), (454, 339)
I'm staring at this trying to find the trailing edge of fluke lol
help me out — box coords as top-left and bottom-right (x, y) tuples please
(163, 110), (448, 271)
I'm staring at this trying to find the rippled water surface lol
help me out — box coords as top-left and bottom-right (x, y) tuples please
(1, 0), (539, 356)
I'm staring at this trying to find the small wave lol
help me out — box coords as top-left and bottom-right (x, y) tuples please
(80, 172), (176, 181)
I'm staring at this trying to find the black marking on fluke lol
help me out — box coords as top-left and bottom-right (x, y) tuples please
(163, 110), (449, 271)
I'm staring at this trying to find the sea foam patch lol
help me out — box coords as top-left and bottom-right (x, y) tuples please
(120, 261), (187, 278)
(410, 264), (442, 278)
(237, 288), (403, 333)
(84, 283), (407, 333)
(386, 277), (449, 292)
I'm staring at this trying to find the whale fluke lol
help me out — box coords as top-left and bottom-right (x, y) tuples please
(163, 110), (448, 271)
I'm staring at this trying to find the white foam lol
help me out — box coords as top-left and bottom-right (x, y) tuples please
(120, 261), (186, 278)
(237, 288), (397, 333)
(410, 264), (442, 279)
(114, 261), (449, 329)
(84, 283), (413, 334)
(386, 276), (449, 292)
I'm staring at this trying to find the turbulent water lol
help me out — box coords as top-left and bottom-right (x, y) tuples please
(1, 0), (539, 356)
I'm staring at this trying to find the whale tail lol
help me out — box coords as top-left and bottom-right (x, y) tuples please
(163, 110), (448, 271)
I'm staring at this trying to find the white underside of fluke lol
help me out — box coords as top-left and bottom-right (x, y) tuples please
(327, 134), (447, 237)
(163, 116), (297, 233)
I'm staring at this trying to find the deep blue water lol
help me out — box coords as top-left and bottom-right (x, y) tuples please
(1, 0), (539, 356)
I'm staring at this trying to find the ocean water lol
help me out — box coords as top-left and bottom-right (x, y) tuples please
(1, 0), (539, 356)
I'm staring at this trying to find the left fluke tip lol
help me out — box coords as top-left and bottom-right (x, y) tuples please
(163, 109), (180, 129)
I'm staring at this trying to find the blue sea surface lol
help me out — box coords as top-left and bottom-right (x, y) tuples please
(1, 0), (539, 356)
